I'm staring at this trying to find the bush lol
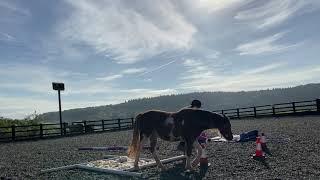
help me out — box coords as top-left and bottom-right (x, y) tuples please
(0, 112), (44, 139)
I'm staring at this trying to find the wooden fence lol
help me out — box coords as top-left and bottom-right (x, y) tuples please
(213, 99), (320, 119)
(1, 99), (319, 142)
(0, 118), (134, 142)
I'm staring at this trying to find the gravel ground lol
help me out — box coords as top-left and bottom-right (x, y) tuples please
(1, 115), (320, 180)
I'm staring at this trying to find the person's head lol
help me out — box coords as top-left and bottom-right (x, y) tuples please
(190, 99), (201, 108)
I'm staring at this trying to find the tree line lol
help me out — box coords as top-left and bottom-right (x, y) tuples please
(38, 83), (320, 123)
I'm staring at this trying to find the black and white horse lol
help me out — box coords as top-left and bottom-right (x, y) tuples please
(128, 108), (233, 171)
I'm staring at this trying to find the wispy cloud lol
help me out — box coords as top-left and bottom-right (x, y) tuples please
(0, 1), (30, 16)
(96, 67), (146, 81)
(122, 68), (146, 75)
(205, 51), (220, 59)
(181, 59), (215, 80)
(179, 64), (320, 91)
(196, 0), (251, 13)
(137, 60), (177, 77)
(59, 0), (196, 64)
(0, 63), (93, 94)
(96, 74), (123, 81)
(0, 64), (61, 94)
(235, 32), (301, 55)
(234, 0), (320, 29)
(0, 32), (16, 42)
(244, 62), (287, 75)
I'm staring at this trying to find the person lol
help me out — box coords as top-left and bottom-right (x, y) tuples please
(177, 99), (202, 151)
(190, 99), (201, 109)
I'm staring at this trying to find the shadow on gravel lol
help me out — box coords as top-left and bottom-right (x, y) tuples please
(157, 164), (209, 180)
(254, 158), (270, 169)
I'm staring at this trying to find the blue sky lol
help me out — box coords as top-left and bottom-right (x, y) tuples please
(1, 0), (320, 119)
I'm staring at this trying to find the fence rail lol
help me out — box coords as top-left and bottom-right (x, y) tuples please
(1, 99), (320, 142)
(212, 99), (320, 119)
(0, 117), (134, 142)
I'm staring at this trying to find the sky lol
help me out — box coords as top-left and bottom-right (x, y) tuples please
(1, 0), (320, 119)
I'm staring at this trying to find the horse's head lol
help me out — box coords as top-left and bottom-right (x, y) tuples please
(217, 114), (233, 141)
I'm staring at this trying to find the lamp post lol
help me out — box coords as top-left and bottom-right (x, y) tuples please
(52, 82), (65, 135)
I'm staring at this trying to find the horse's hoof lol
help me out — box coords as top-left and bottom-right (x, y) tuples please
(133, 166), (140, 171)
(191, 164), (199, 169)
(184, 168), (194, 173)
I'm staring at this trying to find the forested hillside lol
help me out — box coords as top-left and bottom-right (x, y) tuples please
(40, 83), (320, 123)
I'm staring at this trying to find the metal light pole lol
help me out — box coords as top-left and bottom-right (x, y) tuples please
(52, 82), (65, 135)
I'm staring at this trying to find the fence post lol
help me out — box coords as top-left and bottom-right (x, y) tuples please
(102, 120), (105, 131)
(118, 119), (121, 130)
(316, 99), (320, 112)
(131, 118), (134, 128)
(292, 102), (296, 113)
(221, 110), (224, 115)
(11, 125), (16, 141)
(40, 124), (43, 138)
(63, 122), (67, 135)
(272, 106), (276, 115)
(237, 108), (240, 119)
(253, 107), (257, 117)
(83, 121), (87, 133)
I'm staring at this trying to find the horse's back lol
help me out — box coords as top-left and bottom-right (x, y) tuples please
(175, 108), (217, 119)
(136, 110), (171, 126)
(138, 110), (171, 118)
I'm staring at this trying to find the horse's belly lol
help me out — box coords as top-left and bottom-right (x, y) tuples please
(156, 119), (182, 142)
(159, 134), (181, 142)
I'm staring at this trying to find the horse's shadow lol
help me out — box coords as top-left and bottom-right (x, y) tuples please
(157, 164), (209, 180)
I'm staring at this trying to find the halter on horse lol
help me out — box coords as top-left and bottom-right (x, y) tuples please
(128, 108), (233, 171)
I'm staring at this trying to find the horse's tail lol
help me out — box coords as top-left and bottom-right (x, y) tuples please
(128, 113), (142, 159)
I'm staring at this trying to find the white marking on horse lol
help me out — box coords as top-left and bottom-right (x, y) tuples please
(164, 116), (176, 141)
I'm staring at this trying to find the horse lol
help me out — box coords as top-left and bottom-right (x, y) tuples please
(127, 108), (233, 171)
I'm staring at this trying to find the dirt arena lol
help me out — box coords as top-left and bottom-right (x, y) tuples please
(0, 115), (319, 179)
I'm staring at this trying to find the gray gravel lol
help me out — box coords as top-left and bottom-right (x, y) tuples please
(1, 116), (320, 180)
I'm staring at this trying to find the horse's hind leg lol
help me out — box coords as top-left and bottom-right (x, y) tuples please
(150, 131), (166, 171)
(133, 133), (145, 170)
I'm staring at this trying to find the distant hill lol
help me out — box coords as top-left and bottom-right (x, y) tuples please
(40, 83), (320, 123)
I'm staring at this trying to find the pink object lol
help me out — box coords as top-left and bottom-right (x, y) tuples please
(197, 132), (208, 144)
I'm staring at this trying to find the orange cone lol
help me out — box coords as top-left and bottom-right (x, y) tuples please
(261, 133), (271, 155)
(252, 136), (265, 160)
